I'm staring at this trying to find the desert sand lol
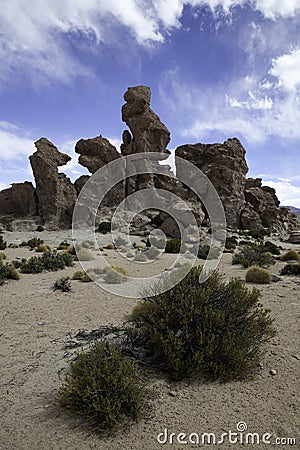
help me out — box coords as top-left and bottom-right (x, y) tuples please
(0, 230), (299, 450)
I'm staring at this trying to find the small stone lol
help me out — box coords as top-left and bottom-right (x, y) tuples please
(270, 369), (277, 376)
(169, 391), (178, 397)
(292, 354), (300, 361)
(259, 362), (264, 369)
(37, 321), (48, 326)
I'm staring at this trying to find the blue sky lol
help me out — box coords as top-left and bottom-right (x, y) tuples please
(0, 0), (300, 207)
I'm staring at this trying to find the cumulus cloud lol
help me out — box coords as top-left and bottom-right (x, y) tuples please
(1, 0), (299, 88)
(269, 49), (300, 92)
(0, 122), (34, 159)
(263, 179), (300, 208)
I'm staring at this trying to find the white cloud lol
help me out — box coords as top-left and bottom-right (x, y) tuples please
(253, 0), (300, 19)
(0, 122), (34, 160)
(269, 48), (300, 92)
(263, 179), (300, 208)
(1, 0), (299, 88)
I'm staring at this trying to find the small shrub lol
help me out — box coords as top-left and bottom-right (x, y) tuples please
(134, 252), (148, 263)
(129, 267), (276, 381)
(35, 244), (51, 253)
(280, 250), (300, 262)
(247, 229), (267, 241)
(81, 240), (94, 249)
(20, 256), (44, 273)
(0, 263), (20, 282)
(263, 241), (281, 256)
(280, 263), (300, 276)
(57, 241), (70, 250)
(26, 237), (44, 249)
(59, 342), (147, 433)
(104, 266), (129, 283)
(76, 248), (94, 261)
(0, 236), (7, 250)
(144, 246), (160, 260)
(36, 225), (44, 232)
(0, 252), (7, 262)
(245, 266), (271, 284)
(53, 276), (71, 292)
(105, 243), (115, 250)
(232, 245), (275, 268)
(20, 252), (73, 274)
(225, 236), (238, 250)
(98, 221), (111, 234)
(165, 238), (181, 254)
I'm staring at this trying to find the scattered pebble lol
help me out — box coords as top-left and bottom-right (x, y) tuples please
(169, 391), (178, 397)
(270, 369), (277, 376)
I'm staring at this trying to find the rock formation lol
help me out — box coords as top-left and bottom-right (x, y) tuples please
(0, 86), (297, 237)
(176, 138), (248, 229)
(0, 182), (38, 218)
(29, 138), (77, 229)
(74, 135), (124, 207)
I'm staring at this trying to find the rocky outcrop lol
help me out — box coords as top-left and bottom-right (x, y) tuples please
(75, 135), (124, 208)
(176, 138), (248, 229)
(0, 182), (38, 218)
(242, 178), (293, 234)
(29, 138), (77, 229)
(121, 86), (171, 197)
(75, 135), (121, 173)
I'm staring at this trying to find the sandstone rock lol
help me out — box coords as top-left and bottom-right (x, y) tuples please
(29, 138), (77, 229)
(74, 175), (90, 195)
(75, 136), (125, 208)
(0, 182), (38, 217)
(75, 135), (121, 174)
(176, 138), (248, 229)
(121, 86), (171, 197)
(241, 204), (264, 230)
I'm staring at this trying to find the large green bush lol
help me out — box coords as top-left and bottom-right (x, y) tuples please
(130, 267), (276, 381)
(59, 342), (147, 433)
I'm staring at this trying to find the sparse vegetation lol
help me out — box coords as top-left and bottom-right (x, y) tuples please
(20, 251), (74, 274)
(279, 250), (300, 262)
(134, 251), (148, 263)
(129, 266), (276, 381)
(36, 225), (44, 232)
(72, 270), (92, 282)
(232, 244), (275, 268)
(105, 243), (115, 250)
(59, 342), (147, 433)
(26, 237), (45, 249)
(35, 244), (51, 253)
(76, 248), (94, 261)
(98, 221), (111, 234)
(53, 276), (71, 292)
(104, 266), (129, 283)
(165, 238), (181, 254)
(0, 236), (7, 250)
(0, 252), (7, 262)
(0, 262), (20, 284)
(245, 266), (272, 284)
(280, 263), (300, 276)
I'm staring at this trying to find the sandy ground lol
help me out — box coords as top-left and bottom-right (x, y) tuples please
(0, 230), (299, 450)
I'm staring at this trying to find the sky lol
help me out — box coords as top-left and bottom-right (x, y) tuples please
(0, 0), (300, 207)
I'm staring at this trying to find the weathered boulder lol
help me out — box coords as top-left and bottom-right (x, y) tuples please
(75, 135), (125, 208)
(121, 86), (171, 197)
(29, 138), (77, 229)
(74, 175), (90, 195)
(176, 138), (248, 229)
(0, 182), (38, 218)
(75, 135), (121, 174)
